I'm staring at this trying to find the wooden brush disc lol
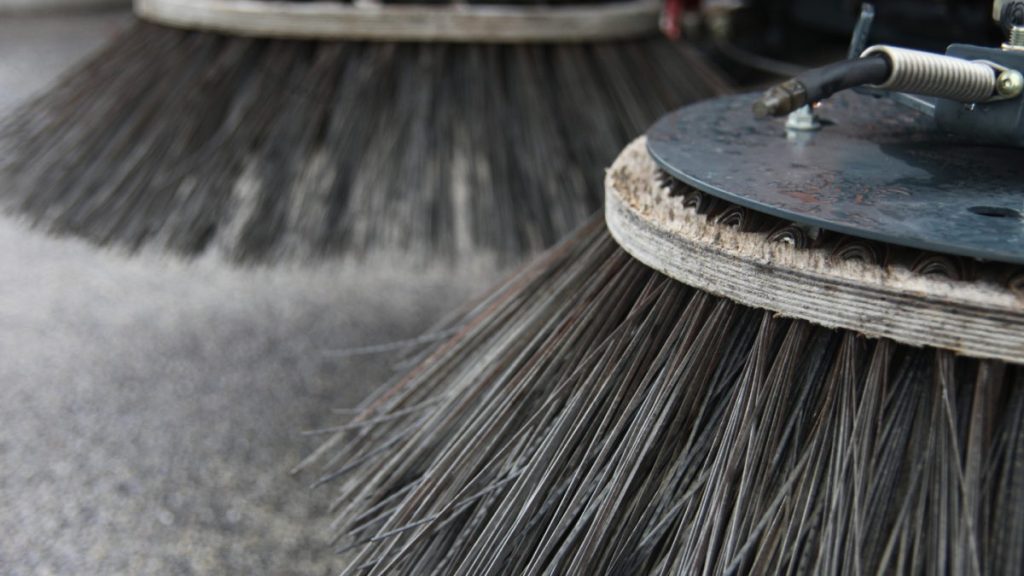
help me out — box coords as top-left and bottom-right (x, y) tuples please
(605, 137), (1024, 363)
(134, 0), (660, 42)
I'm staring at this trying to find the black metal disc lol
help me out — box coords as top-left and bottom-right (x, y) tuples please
(646, 91), (1024, 264)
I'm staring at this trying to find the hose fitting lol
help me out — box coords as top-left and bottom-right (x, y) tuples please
(752, 80), (807, 118)
(753, 45), (1024, 119)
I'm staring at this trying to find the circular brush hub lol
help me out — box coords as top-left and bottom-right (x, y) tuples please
(134, 0), (660, 42)
(646, 92), (1024, 265)
(606, 137), (1024, 363)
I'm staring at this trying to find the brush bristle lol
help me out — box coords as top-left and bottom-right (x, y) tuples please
(0, 23), (727, 263)
(302, 214), (1024, 574)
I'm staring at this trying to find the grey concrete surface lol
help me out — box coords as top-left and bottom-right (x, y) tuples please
(0, 12), (500, 575)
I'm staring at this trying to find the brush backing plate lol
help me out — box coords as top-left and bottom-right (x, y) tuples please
(606, 137), (1024, 362)
(134, 0), (659, 42)
(646, 92), (1024, 265)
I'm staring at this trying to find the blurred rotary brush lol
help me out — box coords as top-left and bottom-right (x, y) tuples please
(0, 0), (727, 264)
(298, 43), (1024, 574)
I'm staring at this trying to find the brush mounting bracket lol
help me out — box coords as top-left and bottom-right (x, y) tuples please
(133, 0), (660, 42)
(646, 91), (1024, 265)
(848, 5), (1024, 147)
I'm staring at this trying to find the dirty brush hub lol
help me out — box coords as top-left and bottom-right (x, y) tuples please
(0, 0), (727, 263)
(299, 81), (1024, 572)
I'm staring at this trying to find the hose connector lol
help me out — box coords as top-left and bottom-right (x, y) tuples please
(752, 80), (808, 118)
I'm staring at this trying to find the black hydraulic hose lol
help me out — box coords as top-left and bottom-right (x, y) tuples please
(799, 54), (891, 101)
(753, 54), (891, 118)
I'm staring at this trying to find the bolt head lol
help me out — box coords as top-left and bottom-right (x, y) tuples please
(997, 70), (1024, 98)
(785, 105), (821, 132)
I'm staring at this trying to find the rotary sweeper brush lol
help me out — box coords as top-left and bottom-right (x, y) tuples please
(297, 4), (1024, 573)
(0, 0), (728, 264)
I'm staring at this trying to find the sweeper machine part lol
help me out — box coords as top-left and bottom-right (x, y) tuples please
(299, 3), (1024, 573)
(754, 1), (1024, 147)
(0, 0), (728, 263)
(133, 0), (662, 42)
(629, 1), (1024, 360)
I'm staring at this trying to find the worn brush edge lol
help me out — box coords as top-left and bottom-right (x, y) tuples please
(134, 0), (660, 42)
(606, 137), (1024, 363)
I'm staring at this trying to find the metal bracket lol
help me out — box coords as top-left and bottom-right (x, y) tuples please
(847, 4), (939, 117)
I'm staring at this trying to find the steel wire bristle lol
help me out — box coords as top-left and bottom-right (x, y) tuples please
(302, 213), (1024, 574)
(0, 23), (728, 264)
